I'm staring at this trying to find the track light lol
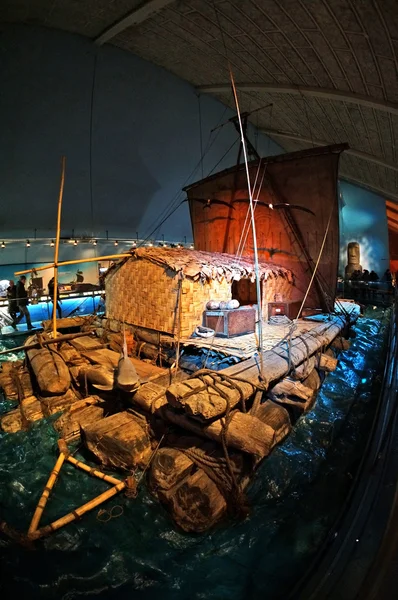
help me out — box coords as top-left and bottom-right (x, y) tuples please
(190, 244), (194, 249)
(148, 242), (153, 247)
(93, 239), (97, 246)
(1, 241), (5, 249)
(132, 241), (136, 248)
(50, 240), (54, 247)
(26, 240), (30, 247)
(114, 240), (118, 247)
(73, 239), (78, 246)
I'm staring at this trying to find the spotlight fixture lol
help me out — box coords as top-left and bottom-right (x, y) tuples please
(132, 241), (136, 248)
(26, 240), (30, 247)
(148, 242), (153, 247)
(1, 241), (5, 249)
(114, 240), (118, 247)
(73, 239), (78, 246)
(190, 244), (194, 249)
(50, 240), (54, 247)
(176, 243), (181, 248)
(93, 239), (97, 246)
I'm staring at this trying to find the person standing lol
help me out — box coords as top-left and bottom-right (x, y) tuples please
(48, 276), (62, 319)
(6, 280), (18, 329)
(15, 275), (33, 330)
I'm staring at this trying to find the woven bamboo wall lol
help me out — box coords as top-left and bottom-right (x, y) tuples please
(106, 258), (232, 335)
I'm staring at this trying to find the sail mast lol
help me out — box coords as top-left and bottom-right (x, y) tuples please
(229, 68), (264, 371)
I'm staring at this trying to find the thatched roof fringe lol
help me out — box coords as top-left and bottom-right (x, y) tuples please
(122, 247), (295, 285)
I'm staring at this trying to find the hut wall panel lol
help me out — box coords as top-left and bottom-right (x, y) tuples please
(106, 258), (232, 336)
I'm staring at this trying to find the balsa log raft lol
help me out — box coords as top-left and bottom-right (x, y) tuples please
(164, 317), (347, 422)
(25, 335), (71, 396)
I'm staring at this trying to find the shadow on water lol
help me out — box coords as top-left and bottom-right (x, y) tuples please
(0, 308), (389, 600)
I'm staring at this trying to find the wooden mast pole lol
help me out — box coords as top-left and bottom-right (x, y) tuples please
(229, 70), (264, 375)
(53, 157), (66, 338)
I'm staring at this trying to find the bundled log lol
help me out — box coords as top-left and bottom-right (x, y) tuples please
(54, 396), (104, 442)
(40, 389), (79, 416)
(302, 368), (321, 392)
(136, 341), (173, 363)
(82, 411), (152, 470)
(149, 447), (194, 492)
(255, 400), (291, 445)
(318, 353), (338, 372)
(0, 367), (19, 400)
(331, 337), (351, 351)
(132, 382), (167, 412)
(159, 406), (275, 458)
(158, 468), (227, 533)
(291, 356), (316, 381)
(25, 338), (71, 396)
(59, 342), (88, 366)
(270, 378), (313, 401)
(108, 332), (135, 355)
(42, 316), (93, 331)
(1, 396), (44, 433)
(166, 375), (255, 421)
(150, 437), (250, 533)
(166, 318), (345, 417)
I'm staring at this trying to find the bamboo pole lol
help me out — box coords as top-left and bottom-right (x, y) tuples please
(0, 330), (96, 356)
(28, 451), (66, 534)
(53, 157), (66, 338)
(28, 481), (126, 540)
(14, 254), (131, 276)
(66, 454), (123, 486)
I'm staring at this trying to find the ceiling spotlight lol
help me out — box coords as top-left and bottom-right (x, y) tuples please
(190, 244), (194, 249)
(26, 240), (30, 247)
(176, 243), (181, 248)
(1, 241), (5, 249)
(148, 242), (153, 247)
(268, 203), (274, 210)
(73, 239), (78, 246)
(93, 239), (97, 246)
(114, 240), (118, 247)
(50, 240), (54, 247)
(132, 241), (136, 248)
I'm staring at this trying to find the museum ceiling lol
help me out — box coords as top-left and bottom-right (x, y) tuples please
(2, 0), (398, 205)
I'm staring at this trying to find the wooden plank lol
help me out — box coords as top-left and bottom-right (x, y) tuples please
(42, 316), (93, 331)
(70, 336), (105, 352)
(82, 348), (166, 382)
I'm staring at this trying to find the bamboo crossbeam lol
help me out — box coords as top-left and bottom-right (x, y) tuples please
(28, 481), (126, 540)
(28, 451), (66, 534)
(66, 454), (123, 486)
(14, 254), (131, 276)
(0, 331), (95, 356)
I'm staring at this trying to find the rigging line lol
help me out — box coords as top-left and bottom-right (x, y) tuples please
(89, 49), (99, 238)
(295, 202), (334, 321)
(229, 72), (264, 369)
(141, 105), (230, 240)
(198, 94), (204, 180)
(236, 161), (268, 261)
(235, 161), (263, 260)
(206, 138), (239, 177)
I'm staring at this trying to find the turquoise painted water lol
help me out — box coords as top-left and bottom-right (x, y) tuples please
(0, 309), (389, 600)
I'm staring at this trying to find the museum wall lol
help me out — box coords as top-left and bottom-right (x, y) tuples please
(0, 23), (282, 257)
(339, 181), (390, 279)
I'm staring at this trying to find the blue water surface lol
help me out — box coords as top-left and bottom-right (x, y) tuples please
(0, 309), (389, 600)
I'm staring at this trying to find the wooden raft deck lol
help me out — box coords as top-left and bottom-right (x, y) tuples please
(180, 301), (360, 359)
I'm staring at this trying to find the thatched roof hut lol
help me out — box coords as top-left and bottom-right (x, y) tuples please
(105, 248), (294, 337)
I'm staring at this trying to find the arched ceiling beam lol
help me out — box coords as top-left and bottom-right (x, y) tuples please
(95, 0), (176, 45)
(340, 174), (398, 203)
(197, 83), (398, 116)
(261, 129), (398, 173)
